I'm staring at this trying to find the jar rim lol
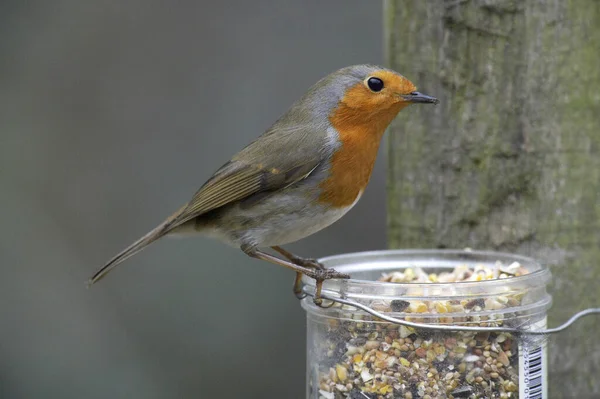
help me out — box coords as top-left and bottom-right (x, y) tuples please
(301, 249), (552, 299)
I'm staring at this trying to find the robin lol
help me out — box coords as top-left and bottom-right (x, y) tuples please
(88, 64), (438, 304)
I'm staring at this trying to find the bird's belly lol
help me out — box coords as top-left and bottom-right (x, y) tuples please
(251, 203), (355, 246)
(196, 189), (363, 247)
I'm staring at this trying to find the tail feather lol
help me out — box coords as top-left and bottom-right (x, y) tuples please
(87, 205), (187, 286)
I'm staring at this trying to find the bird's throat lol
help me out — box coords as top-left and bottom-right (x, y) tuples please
(318, 102), (406, 207)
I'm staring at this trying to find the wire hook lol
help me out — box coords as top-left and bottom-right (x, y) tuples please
(304, 291), (600, 336)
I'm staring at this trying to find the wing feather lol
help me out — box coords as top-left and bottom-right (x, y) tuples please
(169, 133), (329, 228)
(172, 161), (319, 227)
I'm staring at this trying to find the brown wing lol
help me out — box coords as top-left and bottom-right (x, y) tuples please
(171, 154), (321, 227)
(169, 119), (332, 227)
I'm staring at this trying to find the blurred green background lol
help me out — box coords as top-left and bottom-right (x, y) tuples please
(0, 1), (389, 398)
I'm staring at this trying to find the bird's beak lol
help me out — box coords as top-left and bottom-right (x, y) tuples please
(401, 91), (439, 104)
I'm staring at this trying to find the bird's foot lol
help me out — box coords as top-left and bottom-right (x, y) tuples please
(293, 272), (307, 300)
(292, 267), (349, 305)
(306, 268), (350, 307)
(306, 268), (350, 281)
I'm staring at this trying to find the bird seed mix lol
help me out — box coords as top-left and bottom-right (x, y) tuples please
(313, 262), (538, 399)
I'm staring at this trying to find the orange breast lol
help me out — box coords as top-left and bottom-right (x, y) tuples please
(318, 85), (408, 207)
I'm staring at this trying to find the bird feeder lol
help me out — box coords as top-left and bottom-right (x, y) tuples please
(301, 250), (551, 399)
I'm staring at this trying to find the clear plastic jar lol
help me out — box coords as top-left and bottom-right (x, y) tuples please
(301, 250), (552, 399)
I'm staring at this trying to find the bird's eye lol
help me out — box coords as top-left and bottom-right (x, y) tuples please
(367, 77), (384, 92)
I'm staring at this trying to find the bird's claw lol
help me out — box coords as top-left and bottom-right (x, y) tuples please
(307, 268), (349, 307)
(292, 267), (349, 306)
(294, 291), (307, 300)
(293, 272), (307, 299)
(313, 297), (336, 308)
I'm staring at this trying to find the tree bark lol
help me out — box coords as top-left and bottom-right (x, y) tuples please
(385, 0), (600, 396)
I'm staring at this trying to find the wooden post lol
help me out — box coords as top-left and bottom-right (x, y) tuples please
(385, 1), (600, 396)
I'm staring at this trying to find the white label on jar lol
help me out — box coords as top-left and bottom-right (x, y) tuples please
(519, 318), (548, 399)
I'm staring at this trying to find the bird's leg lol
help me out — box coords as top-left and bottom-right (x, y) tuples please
(242, 245), (349, 305)
(271, 246), (325, 270)
(271, 246), (325, 299)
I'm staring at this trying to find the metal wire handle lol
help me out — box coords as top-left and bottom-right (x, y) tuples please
(309, 292), (600, 336)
